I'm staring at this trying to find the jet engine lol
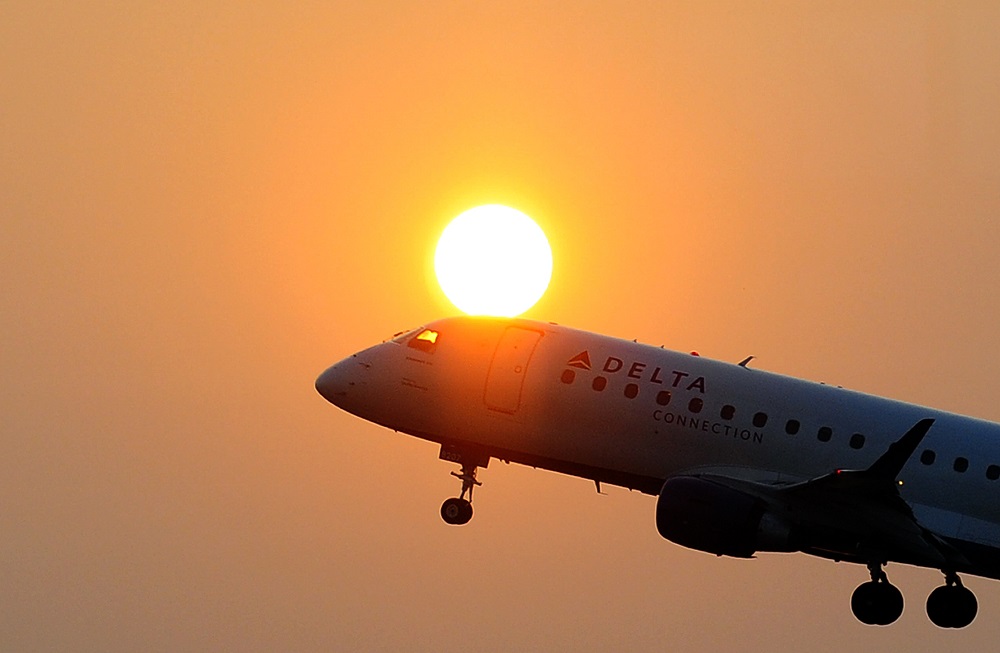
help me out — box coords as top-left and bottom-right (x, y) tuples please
(656, 476), (795, 557)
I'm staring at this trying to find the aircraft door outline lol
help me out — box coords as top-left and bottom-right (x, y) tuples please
(484, 327), (543, 414)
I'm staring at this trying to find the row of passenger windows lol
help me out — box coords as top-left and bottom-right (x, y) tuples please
(560, 369), (1000, 481)
(920, 450), (1000, 479)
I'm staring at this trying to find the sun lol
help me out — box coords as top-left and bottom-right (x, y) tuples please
(434, 205), (553, 317)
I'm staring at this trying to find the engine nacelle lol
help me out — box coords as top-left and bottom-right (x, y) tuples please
(655, 476), (795, 558)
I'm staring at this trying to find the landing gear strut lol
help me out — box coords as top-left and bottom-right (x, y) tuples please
(438, 444), (489, 525)
(926, 571), (977, 629)
(851, 561), (904, 626)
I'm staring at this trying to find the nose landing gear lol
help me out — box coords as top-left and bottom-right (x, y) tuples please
(438, 444), (489, 525)
(440, 464), (481, 525)
(851, 561), (904, 626)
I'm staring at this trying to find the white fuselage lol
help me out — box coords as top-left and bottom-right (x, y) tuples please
(317, 316), (1000, 578)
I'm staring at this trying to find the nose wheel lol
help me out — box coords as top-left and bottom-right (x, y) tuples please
(440, 462), (481, 525)
(438, 445), (489, 525)
(441, 496), (473, 524)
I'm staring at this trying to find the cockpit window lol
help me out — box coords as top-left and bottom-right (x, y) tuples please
(408, 329), (439, 353)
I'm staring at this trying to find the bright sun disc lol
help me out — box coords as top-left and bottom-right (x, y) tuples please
(435, 205), (553, 317)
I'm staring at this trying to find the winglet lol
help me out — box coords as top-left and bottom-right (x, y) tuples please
(865, 418), (935, 481)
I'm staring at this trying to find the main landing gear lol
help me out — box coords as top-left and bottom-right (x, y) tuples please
(851, 563), (978, 628)
(851, 561), (904, 626)
(926, 571), (978, 629)
(438, 445), (489, 525)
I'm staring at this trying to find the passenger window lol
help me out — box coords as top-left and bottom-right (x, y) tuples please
(656, 390), (671, 406)
(688, 397), (703, 413)
(753, 412), (768, 428)
(720, 405), (735, 420)
(920, 450), (936, 465)
(817, 426), (832, 443)
(624, 383), (639, 399)
(988, 465), (1000, 481)
(560, 369), (575, 384)
(785, 420), (800, 435)
(954, 457), (969, 473)
(849, 433), (865, 450)
(592, 376), (607, 391)
(408, 329), (439, 353)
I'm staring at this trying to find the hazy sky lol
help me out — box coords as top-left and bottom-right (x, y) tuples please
(5, 2), (1000, 651)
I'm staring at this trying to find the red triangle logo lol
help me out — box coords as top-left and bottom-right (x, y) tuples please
(566, 351), (592, 370)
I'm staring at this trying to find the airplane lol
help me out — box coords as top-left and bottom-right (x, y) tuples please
(316, 315), (1000, 628)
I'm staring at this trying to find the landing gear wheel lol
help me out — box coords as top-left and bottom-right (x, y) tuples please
(440, 497), (473, 525)
(851, 580), (904, 626)
(927, 579), (978, 628)
(851, 561), (903, 626)
(438, 459), (483, 525)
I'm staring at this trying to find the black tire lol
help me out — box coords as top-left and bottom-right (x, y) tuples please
(440, 497), (473, 525)
(927, 585), (978, 629)
(851, 581), (903, 626)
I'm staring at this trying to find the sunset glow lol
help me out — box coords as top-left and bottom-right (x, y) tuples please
(11, 2), (1000, 650)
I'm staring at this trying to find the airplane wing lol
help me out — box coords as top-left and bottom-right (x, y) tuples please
(699, 419), (971, 569)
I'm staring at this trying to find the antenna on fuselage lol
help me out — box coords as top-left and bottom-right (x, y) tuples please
(738, 356), (754, 368)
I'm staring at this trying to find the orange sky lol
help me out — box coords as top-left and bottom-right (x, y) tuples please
(4, 2), (1000, 650)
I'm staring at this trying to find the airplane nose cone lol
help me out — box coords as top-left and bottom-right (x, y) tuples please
(315, 362), (348, 405)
